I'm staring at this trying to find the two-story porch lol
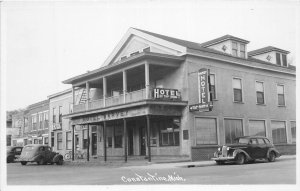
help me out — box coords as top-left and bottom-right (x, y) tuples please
(63, 52), (188, 162)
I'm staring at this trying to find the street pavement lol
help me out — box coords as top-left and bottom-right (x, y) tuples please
(6, 155), (296, 185)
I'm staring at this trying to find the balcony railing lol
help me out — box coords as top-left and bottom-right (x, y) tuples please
(73, 88), (147, 113)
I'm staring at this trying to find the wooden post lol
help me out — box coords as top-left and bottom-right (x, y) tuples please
(103, 77), (107, 107)
(124, 118), (127, 162)
(72, 125), (75, 161)
(103, 121), (107, 162)
(146, 115), (151, 162)
(145, 62), (150, 99)
(123, 70), (127, 104)
(87, 124), (90, 161)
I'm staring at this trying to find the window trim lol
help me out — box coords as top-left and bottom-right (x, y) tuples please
(276, 84), (286, 106)
(270, 120), (287, 144)
(194, 116), (219, 145)
(290, 120), (296, 143)
(248, 119), (267, 137)
(255, 80), (266, 105)
(223, 117), (244, 144)
(209, 73), (217, 100)
(232, 77), (244, 103)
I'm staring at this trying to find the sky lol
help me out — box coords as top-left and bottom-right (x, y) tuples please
(1, 0), (299, 111)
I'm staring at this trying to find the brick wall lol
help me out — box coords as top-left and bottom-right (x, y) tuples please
(191, 146), (219, 161)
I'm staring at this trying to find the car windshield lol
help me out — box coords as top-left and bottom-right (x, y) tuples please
(235, 138), (249, 144)
(23, 146), (35, 151)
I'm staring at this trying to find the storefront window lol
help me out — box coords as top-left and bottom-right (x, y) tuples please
(249, 120), (266, 136)
(159, 119), (179, 146)
(83, 129), (88, 149)
(66, 132), (72, 150)
(44, 137), (49, 145)
(7, 135), (12, 146)
(225, 119), (243, 144)
(34, 139), (38, 144)
(106, 127), (113, 148)
(195, 118), (217, 145)
(51, 132), (54, 147)
(291, 121), (296, 143)
(150, 122), (158, 146)
(57, 132), (62, 150)
(114, 127), (123, 148)
(271, 121), (287, 144)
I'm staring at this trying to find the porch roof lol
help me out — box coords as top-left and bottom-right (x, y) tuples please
(62, 52), (185, 85)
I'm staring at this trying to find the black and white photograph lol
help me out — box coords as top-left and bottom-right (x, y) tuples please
(0, 0), (299, 190)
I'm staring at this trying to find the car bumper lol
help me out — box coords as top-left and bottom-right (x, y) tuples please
(211, 156), (235, 161)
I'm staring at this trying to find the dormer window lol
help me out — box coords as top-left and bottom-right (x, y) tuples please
(232, 42), (238, 56)
(276, 52), (288, 67)
(240, 44), (246, 58)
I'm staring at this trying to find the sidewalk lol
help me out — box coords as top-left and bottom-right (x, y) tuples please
(63, 155), (296, 168)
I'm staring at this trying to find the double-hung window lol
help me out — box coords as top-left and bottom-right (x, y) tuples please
(233, 78), (243, 102)
(52, 108), (56, 123)
(232, 42), (238, 56)
(209, 74), (216, 100)
(59, 106), (62, 127)
(57, 133), (62, 150)
(256, 81), (265, 104)
(276, 53), (281, 66)
(277, 84), (285, 106)
(240, 44), (246, 58)
(66, 132), (72, 150)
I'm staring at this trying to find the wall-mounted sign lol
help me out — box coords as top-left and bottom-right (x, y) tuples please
(153, 88), (181, 100)
(189, 68), (213, 112)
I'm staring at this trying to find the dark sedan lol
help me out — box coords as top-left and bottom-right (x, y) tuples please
(211, 136), (280, 165)
(7, 146), (23, 163)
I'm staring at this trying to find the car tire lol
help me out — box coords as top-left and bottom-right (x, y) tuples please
(236, 154), (245, 165)
(21, 161), (27, 165)
(56, 158), (63, 165)
(268, 151), (276, 162)
(37, 158), (46, 165)
(216, 161), (225, 165)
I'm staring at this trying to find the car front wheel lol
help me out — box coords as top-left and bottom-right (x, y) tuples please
(21, 161), (27, 165)
(56, 158), (63, 165)
(236, 154), (245, 165)
(268, 152), (276, 162)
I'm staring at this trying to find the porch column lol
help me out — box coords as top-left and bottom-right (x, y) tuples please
(145, 62), (150, 99)
(123, 70), (127, 104)
(146, 115), (151, 162)
(103, 77), (107, 107)
(103, 121), (107, 162)
(87, 124), (90, 161)
(86, 82), (90, 110)
(72, 86), (75, 108)
(123, 118), (127, 162)
(72, 125), (75, 161)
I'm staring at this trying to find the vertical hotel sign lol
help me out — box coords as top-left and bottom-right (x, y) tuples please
(189, 68), (213, 112)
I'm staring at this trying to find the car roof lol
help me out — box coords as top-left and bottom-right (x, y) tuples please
(24, 144), (49, 147)
(237, 136), (269, 139)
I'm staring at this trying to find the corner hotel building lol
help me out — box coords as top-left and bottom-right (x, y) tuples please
(62, 28), (296, 161)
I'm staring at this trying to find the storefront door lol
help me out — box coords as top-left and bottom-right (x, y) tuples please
(140, 126), (146, 156)
(92, 133), (97, 156)
(128, 126), (134, 156)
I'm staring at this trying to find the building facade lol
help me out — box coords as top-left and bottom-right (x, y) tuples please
(61, 28), (296, 161)
(24, 100), (49, 146)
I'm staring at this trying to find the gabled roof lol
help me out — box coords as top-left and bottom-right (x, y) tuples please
(199, 34), (250, 47)
(248, 46), (290, 56)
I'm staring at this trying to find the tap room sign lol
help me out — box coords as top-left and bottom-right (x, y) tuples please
(189, 68), (213, 112)
(153, 88), (181, 100)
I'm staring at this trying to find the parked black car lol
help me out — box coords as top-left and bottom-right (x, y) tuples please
(211, 136), (280, 165)
(7, 146), (23, 163)
(17, 144), (64, 165)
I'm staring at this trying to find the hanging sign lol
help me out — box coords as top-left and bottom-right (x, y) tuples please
(153, 88), (181, 100)
(189, 68), (213, 112)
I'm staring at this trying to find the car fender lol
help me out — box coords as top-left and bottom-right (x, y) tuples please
(267, 148), (280, 158)
(52, 154), (63, 163)
(233, 149), (252, 161)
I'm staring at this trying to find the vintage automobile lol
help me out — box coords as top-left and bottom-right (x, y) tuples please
(212, 136), (281, 165)
(17, 144), (64, 165)
(7, 146), (23, 163)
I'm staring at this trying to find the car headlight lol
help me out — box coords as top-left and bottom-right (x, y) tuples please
(227, 147), (230, 150)
(218, 147), (221, 151)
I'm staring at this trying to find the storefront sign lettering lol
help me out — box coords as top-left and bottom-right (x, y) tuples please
(153, 88), (181, 100)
